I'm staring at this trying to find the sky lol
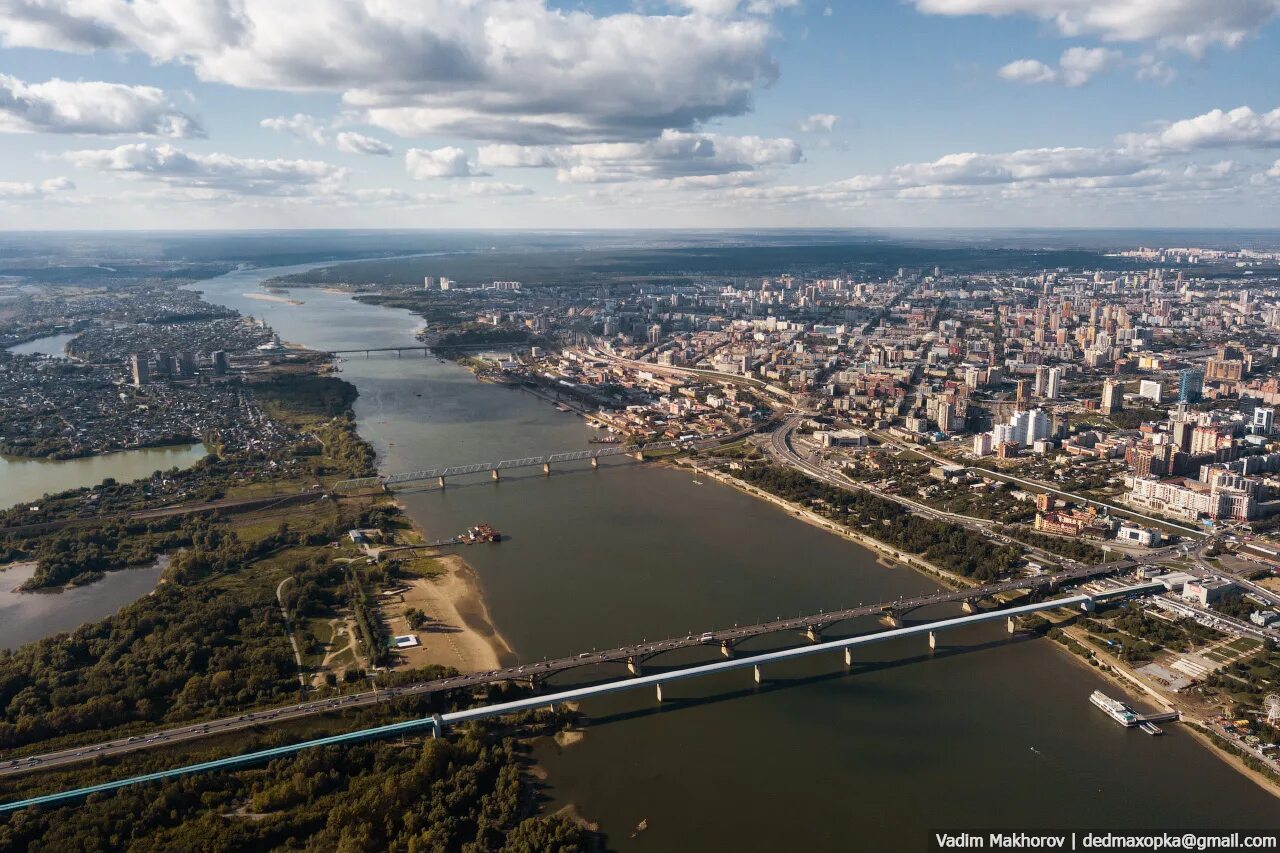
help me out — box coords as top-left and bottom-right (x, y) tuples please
(0, 0), (1277, 230)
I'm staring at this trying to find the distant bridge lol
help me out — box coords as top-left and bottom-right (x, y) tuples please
(0, 581), (1164, 812)
(333, 441), (681, 492)
(330, 346), (433, 357)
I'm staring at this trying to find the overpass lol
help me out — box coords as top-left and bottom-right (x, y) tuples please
(333, 440), (686, 493)
(0, 581), (1162, 813)
(0, 564), (1154, 782)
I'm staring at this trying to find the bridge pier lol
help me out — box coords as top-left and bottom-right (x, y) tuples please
(627, 657), (642, 677)
(843, 647), (853, 667)
(543, 463), (551, 476)
(1007, 616), (1017, 635)
(491, 469), (500, 482)
(961, 598), (978, 614)
(591, 457), (599, 469)
(928, 630), (938, 651)
(655, 682), (664, 703)
(880, 611), (902, 629)
(1080, 598), (1096, 612)
(721, 641), (734, 658)
(631, 450), (645, 462)
(437, 476), (446, 489)
(805, 626), (822, 644)
(431, 713), (443, 739)
(753, 664), (763, 685)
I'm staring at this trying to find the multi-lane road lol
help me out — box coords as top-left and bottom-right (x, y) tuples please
(1, 546), (1161, 779)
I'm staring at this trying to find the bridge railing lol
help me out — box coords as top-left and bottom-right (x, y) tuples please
(333, 442), (676, 493)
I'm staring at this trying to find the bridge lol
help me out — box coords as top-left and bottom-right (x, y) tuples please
(330, 346), (434, 357)
(0, 562), (1153, 783)
(333, 441), (680, 493)
(0, 581), (1163, 813)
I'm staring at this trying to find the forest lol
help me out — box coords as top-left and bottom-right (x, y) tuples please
(729, 463), (1022, 581)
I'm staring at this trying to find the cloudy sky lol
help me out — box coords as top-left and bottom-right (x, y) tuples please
(0, 0), (1277, 229)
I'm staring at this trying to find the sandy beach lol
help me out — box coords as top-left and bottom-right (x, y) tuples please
(380, 553), (514, 673)
(243, 291), (303, 305)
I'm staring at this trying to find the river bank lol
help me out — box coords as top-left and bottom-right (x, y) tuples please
(171, 259), (1280, 848)
(381, 551), (513, 673)
(691, 453), (1280, 802)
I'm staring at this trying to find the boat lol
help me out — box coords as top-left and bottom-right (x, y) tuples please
(460, 524), (502, 544)
(554, 403), (571, 412)
(589, 437), (621, 444)
(1139, 721), (1163, 735)
(630, 819), (648, 839)
(1090, 690), (1138, 727)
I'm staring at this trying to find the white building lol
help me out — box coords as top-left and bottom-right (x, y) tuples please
(1138, 379), (1163, 403)
(973, 432), (993, 456)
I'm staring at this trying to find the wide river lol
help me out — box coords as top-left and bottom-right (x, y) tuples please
(179, 265), (1278, 848)
(1, 264), (1271, 848)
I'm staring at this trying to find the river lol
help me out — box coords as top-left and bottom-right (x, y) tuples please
(184, 264), (1279, 849)
(0, 561), (165, 651)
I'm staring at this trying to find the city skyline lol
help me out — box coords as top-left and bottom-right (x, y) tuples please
(0, 0), (1278, 230)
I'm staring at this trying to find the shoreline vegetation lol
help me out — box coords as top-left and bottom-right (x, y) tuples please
(692, 453), (1280, 800)
(0, 348), (600, 849)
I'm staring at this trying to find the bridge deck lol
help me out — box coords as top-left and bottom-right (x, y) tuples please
(0, 582), (1164, 811)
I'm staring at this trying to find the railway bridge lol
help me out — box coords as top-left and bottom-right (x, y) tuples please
(333, 441), (680, 492)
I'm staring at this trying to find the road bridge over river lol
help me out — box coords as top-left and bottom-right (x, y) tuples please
(0, 581), (1164, 812)
(1, 561), (1164, 784)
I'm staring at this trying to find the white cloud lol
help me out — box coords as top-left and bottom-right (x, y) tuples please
(997, 59), (1059, 85)
(260, 117), (394, 156)
(405, 146), (485, 179)
(459, 181), (533, 196)
(0, 73), (201, 136)
(260, 113), (327, 145)
(0, 176), (75, 199)
(998, 47), (1122, 86)
(671, 0), (800, 14)
(1120, 106), (1280, 153)
(335, 131), (392, 156)
(0, 0), (780, 144)
(799, 113), (838, 132)
(912, 0), (1280, 53)
(1134, 53), (1176, 84)
(476, 129), (800, 183)
(61, 143), (347, 196)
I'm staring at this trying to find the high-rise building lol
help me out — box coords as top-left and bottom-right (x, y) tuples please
(1045, 367), (1061, 400)
(1253, 407), (1275, 435)
(212, 351), (229, 376)
(423, 276), (435, 290)
(1179, 368), (1204, 403)
(1015, 379), (1030, 409)
(130, 353), (149, 387)
(177, 352), (196, 379)
(1101, 379), (1123, 415)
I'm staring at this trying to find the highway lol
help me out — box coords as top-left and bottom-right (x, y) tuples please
(0, 551), (1156, 780)
(2, 584), (1165, 813)
(764, 415), (1070, 566)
